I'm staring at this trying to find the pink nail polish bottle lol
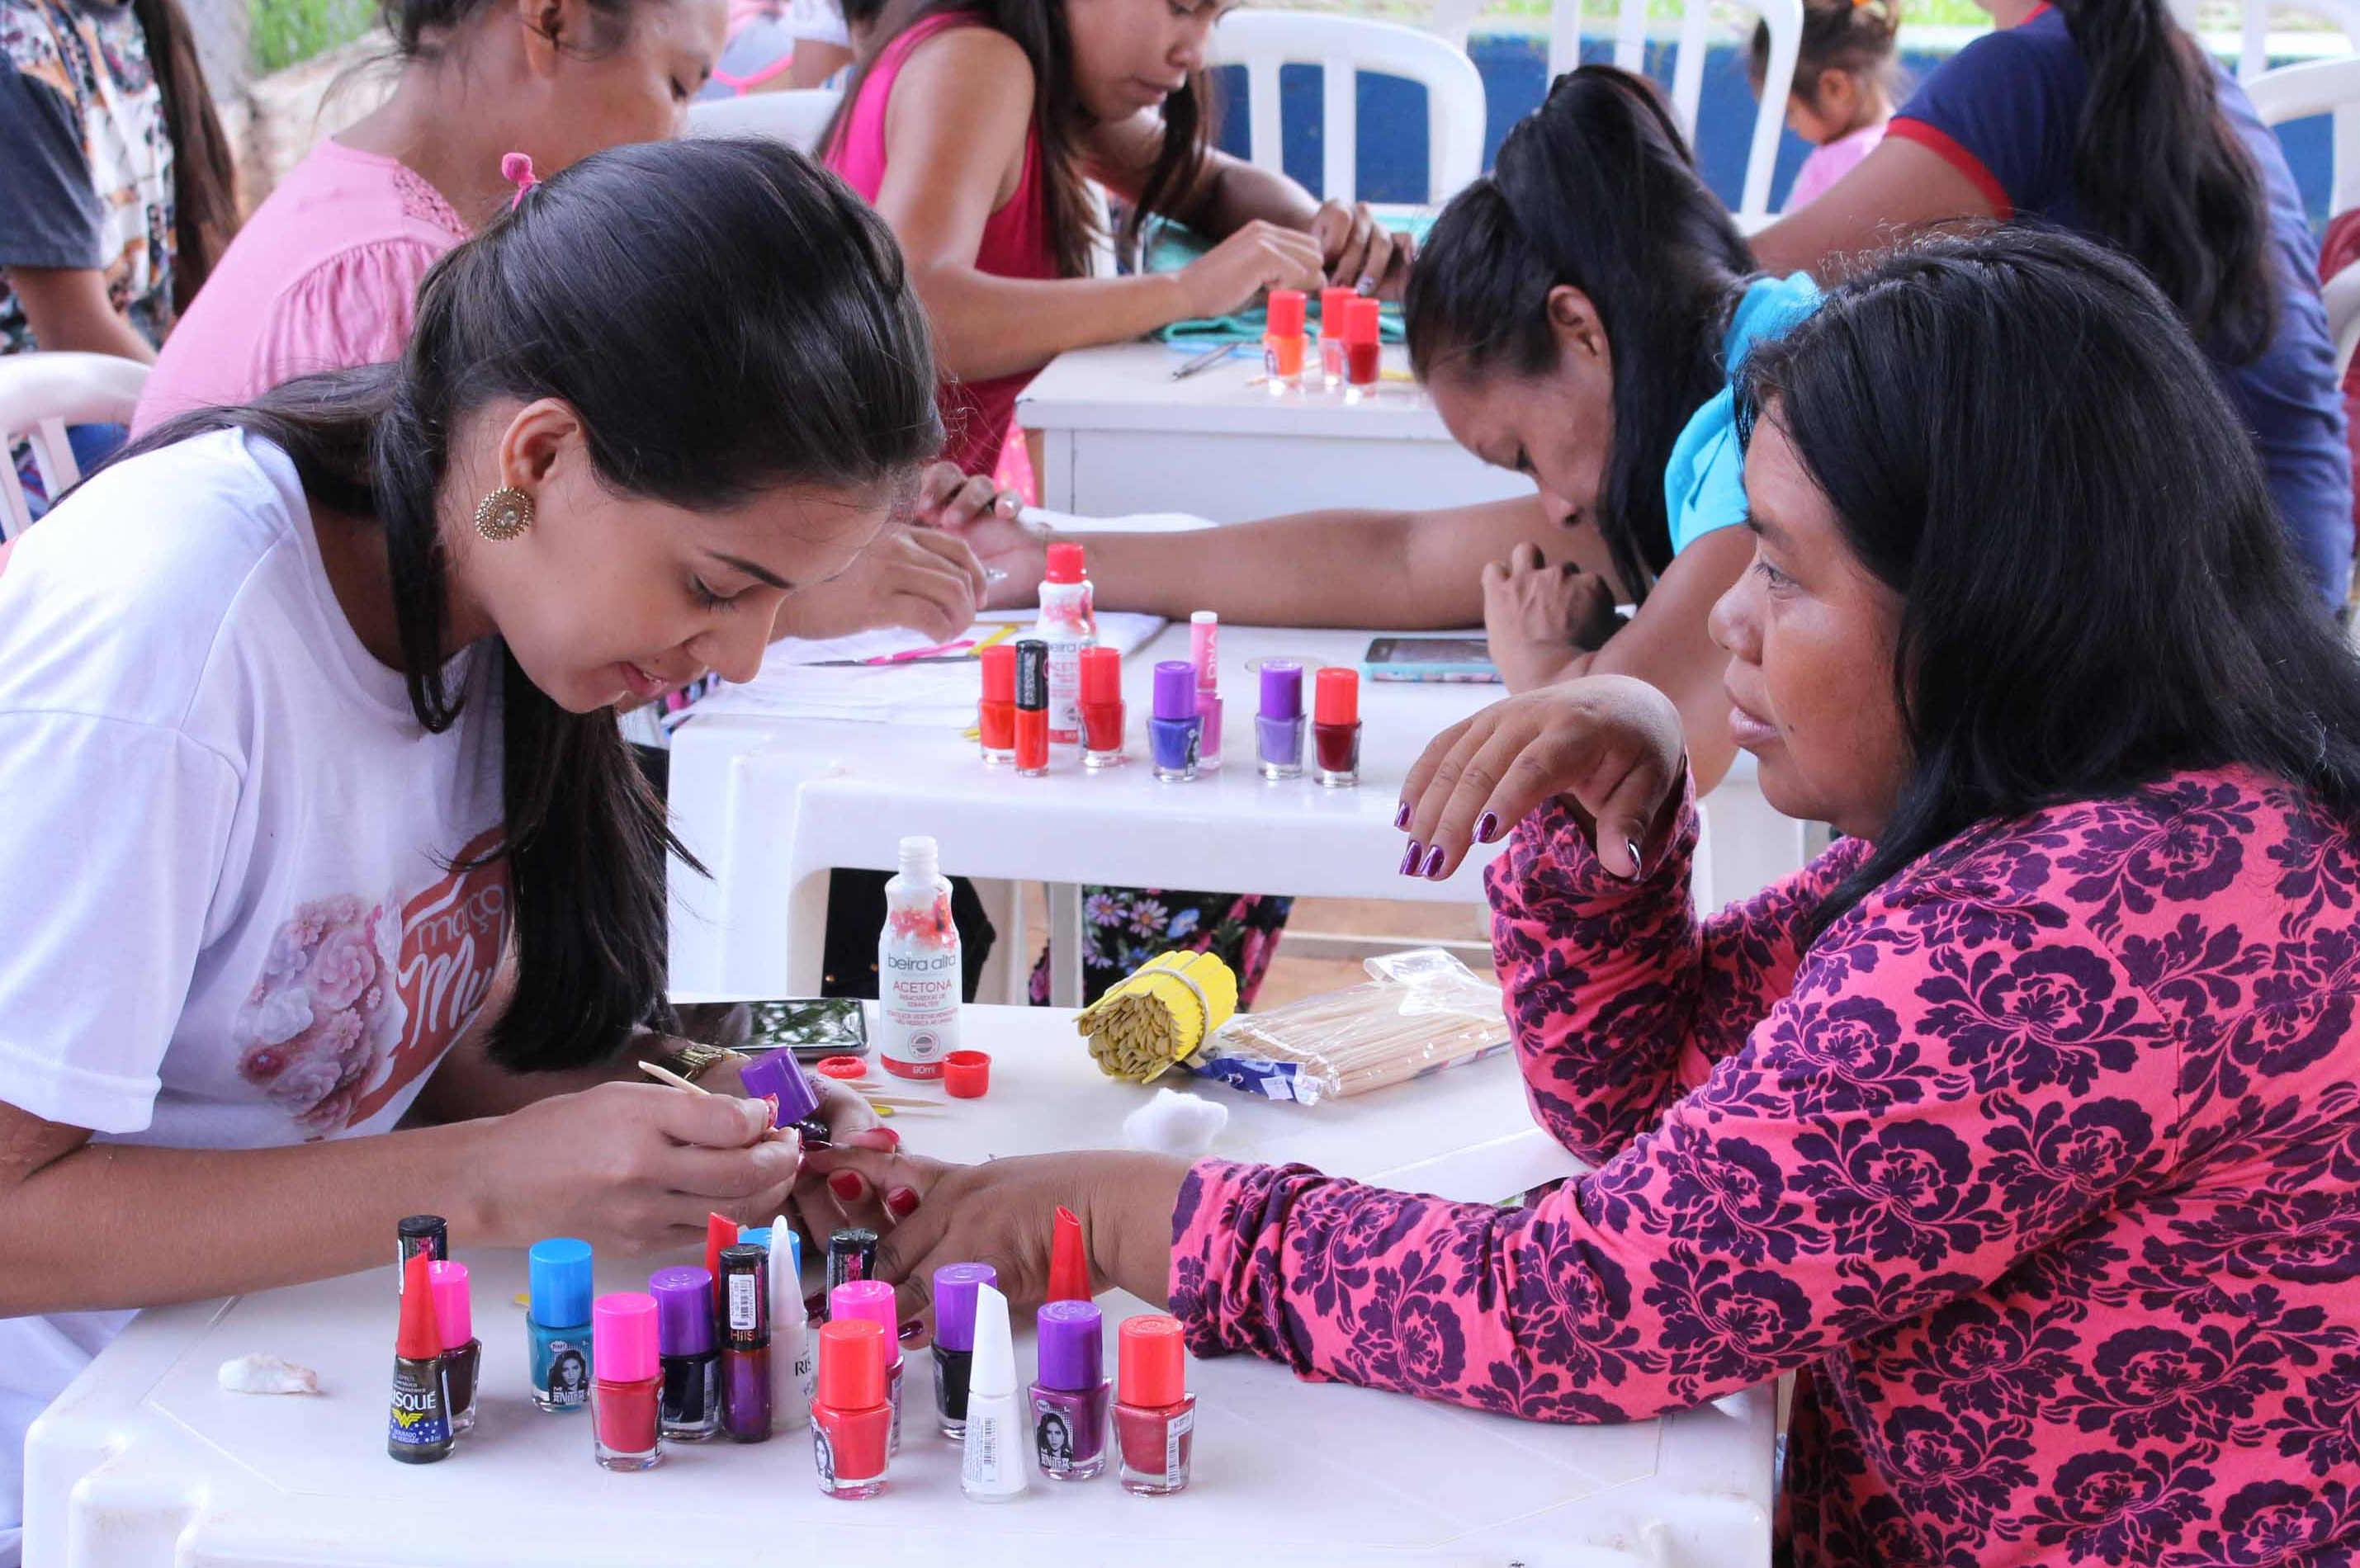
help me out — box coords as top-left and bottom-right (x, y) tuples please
(1114, 1315), (1194, 1496)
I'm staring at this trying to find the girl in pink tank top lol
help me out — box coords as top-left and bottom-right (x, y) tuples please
(823, 0), (1416, 479)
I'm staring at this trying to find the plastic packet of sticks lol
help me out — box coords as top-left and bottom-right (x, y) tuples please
(1186, 948), (1511, 1104)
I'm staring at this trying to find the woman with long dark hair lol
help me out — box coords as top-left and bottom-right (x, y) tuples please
(824, 0), (1412, 479)
(1752, 0), (2353, 611)
(0, 139), (920, 1550)
(811, 228), (2360, 1565)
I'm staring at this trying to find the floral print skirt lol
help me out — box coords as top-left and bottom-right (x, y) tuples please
(1029, 889), (1294, 1007)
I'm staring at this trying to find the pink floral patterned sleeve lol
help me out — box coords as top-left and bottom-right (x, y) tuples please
(1170, 768), (2360, 1564)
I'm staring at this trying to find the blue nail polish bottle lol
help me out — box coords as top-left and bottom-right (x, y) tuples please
(527, 1237), (594, 1412)
(1147, 661), (1201, 782)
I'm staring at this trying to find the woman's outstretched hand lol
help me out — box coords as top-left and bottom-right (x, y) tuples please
(795, 1146), (1191, 1341)
(1398, 673), (1686, 883)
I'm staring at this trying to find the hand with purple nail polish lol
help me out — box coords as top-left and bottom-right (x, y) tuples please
(1394, 675), (1686, 883)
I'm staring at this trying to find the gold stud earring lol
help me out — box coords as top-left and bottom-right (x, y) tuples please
(474, 486), (534, 541)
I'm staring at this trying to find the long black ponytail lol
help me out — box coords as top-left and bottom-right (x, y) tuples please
(127, 0), (239, 308)
(129, 139), (944, 1070)
(2053, 0), (2276, 361)
(1403, 66), (1755, 601)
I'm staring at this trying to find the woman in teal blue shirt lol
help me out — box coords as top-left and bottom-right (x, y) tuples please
(949, 66), (1818, 817)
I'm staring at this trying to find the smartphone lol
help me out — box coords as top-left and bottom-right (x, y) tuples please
(1364, 635), (1501, 683)
(674, 996), (869, 1060)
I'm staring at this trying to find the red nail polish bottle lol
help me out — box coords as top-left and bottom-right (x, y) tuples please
(811, 1320), (893, 1499)
(591, 1292), (663, 1471)
(977, 643), (1016, 765)
(1312, 667), (1362, 788)
(1080, 645), (1126, 768)
(1114, 1315), (1195, 1496)
(1014, 638), (1051, 777)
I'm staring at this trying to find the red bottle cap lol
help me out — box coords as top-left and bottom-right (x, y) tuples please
(1044, 541), (1087, 584)
(1080, 645), (1123, 705)
(428, 1259), (472, 1348)
(1320, 286), (1355, 332)
(706, 1211), (736, 1317)
(1346, 296), (1382, 346)
(816, 1317), (887, 1408)
(1119, 1314), (1189, 1408)
(1265, 288), (1306, 337)
(1314, 665), (1360, 726)
(1048, 1204), (1090, 1301)
(944, 1048), (991, 1098)
(816, 1054), (869, 1080)
(980, 643), (1015, 702)
(395, 1250), (442, 1360)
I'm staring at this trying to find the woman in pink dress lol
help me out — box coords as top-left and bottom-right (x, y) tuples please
(807, 228), (2360, 1566)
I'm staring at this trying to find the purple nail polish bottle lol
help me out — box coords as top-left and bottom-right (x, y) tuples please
(1256, 660), (1305, 780)
(1147, 661), (1201, 782)
(650, 1267), (721, 1442)
(1028, 1301), (1110, 1481)
(739, 1051), (829, 1144)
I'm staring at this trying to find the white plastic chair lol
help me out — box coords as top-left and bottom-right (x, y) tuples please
(2235, 0), (2360, 81)
(1547, 0), (1803, 226)
(1206, 9), (1487, 205)
(0, 352), (148, 540)
(684, 87), (845, 154)
(2249, 56), (2360, 375)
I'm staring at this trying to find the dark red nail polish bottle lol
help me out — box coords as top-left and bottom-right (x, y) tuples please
(1114, 1314), (1195, 1496)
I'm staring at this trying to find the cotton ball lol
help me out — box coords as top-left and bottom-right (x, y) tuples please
(218, 1353), (320, 1395)
(1123, 1088), (1231, 1156)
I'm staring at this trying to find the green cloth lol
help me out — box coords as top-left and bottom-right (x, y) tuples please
(1142, 215), (1428, 346)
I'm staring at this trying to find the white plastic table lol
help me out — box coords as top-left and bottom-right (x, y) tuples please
(665, 625), (1805, 1007)
(24, 1006), (1776, 1567)
(1015, 342), (1533, 521)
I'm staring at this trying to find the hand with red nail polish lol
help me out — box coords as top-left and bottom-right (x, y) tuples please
(1397, 675), (1686, 883)
(795, 1146), (1193, 1342)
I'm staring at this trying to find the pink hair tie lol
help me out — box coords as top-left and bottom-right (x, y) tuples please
(501, 151), (539, 210)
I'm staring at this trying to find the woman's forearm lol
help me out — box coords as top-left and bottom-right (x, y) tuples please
(919, 265), (1192, 383)
(1183, 153), (1321, 237)
(1082, 495), (1557, 628)
(0, 1117), (493, 1316)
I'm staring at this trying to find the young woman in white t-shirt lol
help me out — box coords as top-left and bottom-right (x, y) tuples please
(0, 138), (924, 1548)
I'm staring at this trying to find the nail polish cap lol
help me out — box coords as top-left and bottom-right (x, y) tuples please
(527, 1237), (593, 1328)
(705, 1211), (736, 1300)
(650, 1265), (716, 1356)
(395, 1250), (442, 1360)
(980, 641), (1015, 702)
(1152, 661), (1197, 723)
(738, 1051), (823, 1126)
(1015, 639), (1050, 709)
(970, 1283), (1017, 1398)
(1119, 1313), (1189, 1408)
(932, 1263), (998, 1353)
(829, 1226), (879, 1280)
(721, 1243), (769, 1343)
(1044, 541), (1087, 584)
(1080, 645), (1123, 705)
(397, 1214), (447, 1257)
(1258, 659), (1303, 720)
(830, 1279), (900, 1364)
(1265, 288), (1306, 336)
(1189, 611), (1218, 692)
(1345, 295), (1382, 345)
(769, 1214), (806, 1326)
(1035, 1300), (1104, 1391)
(1048, 1204), (1090, 1301)
(816, 1318), (887, 1408)
(1320, 286), (1355, 329)
(428, 1259), (472, 1348)
(1314, 664), (1360, 726)
(594, 1292), (660, 1383)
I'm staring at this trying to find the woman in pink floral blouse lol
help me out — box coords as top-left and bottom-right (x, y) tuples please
(809, 227), (2360, 1566)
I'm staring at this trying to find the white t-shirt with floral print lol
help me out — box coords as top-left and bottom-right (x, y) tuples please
(0, 429), (509, 1556)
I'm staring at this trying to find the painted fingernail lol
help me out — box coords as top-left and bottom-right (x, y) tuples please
(1394, 800), (1411, 829)
(885, 1186), (922, 1218)
(1421, 844), (1446, 879)
(761, 1093), (781, 1128)
(828, 1169), (864, 1202)
(1475, 810), (1499, 843)
(850, 1126), (901, 1153)
(1625, 839), (1645, 879)
(900, 1320), (925, 1342)
(1399, 841), (1423, 876)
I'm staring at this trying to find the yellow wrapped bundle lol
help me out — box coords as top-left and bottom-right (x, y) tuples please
(1075, 951), (1240, 1083)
